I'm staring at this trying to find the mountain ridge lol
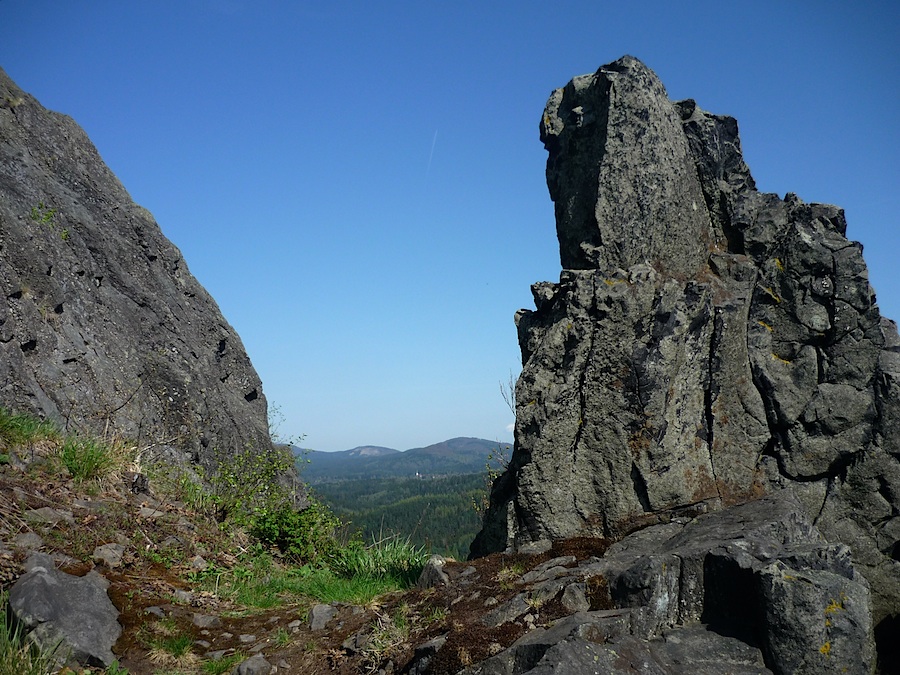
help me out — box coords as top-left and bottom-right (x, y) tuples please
(299, 436), (511, 483)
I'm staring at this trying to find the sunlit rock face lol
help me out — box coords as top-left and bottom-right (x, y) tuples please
(0, 67), (273, 466)
(473, 55), (900, 626)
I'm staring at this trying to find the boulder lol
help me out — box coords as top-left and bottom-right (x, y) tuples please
(230, 653), (272, 675)
(467, 491), (873, 674)
(8, 552), (121, 667)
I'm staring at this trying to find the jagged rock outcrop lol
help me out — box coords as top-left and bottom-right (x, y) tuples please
(458, 492), (875, 674)
(472, 55), (900, 663)
(0, 67), (272, 463)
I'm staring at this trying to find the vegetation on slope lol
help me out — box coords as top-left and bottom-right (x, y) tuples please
(0, 407), (429, 674)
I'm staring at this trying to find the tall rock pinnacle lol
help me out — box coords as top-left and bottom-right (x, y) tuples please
(541, 55), (713, 275)
(473, 56), (900, 630)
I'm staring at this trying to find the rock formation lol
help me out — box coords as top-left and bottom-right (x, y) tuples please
(472, 55), (900, 664)
(0, 67), (272, 464)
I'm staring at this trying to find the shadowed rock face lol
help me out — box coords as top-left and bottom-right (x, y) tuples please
(472, 56), (900, 626)
(0, 67), (272, 464)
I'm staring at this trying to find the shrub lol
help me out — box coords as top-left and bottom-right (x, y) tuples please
(209, 443), (296, 523)
(249, 497), (341, 564)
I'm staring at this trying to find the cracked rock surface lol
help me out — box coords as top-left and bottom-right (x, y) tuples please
(472, 54), (900, 654)
(0, 67), (272, 464)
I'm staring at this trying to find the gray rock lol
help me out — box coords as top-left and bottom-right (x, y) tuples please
(13, 531), (43, 550)
(172, 588), (193, 604)
(559, 582), (589, 613)
(540, 55), (712, 276)
(408, 634), (448, 675)
(8, 552), (121, 667)
(0, 67), (278, 472)
(231, 653), (272, 675)
(92, 543), (125, 568)
(190, 554), (209, 571)
(308, 603), (338, 631)
(416, 554), (450, 589)
(25, 507), (73, 526)
(646, 626), (772, 675)
(520, 556), (575, 583)
(471, 55), (900, 662)
(461, 611), (638, 675)
(192, 613), (222, 629)
(481, 592), (530, 627)
(758, 561), (874, 674)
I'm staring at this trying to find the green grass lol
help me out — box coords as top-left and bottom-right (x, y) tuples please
(360, 604), (411, 669)
(201, 652), (246, 674)
(329, 533), (429, 586)
(58, 436), (115, 481)
(190, 544), (425, 610)
(153, 633), (193, 657)
(0, 407), (58, 449)
(0, 407), (134, 483)
(291, 567), (403, 604)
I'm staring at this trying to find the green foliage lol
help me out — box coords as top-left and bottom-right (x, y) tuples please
(58, 436), (114, 481)
(206, 440), (349, 568)
(0, 407), (58, 449)
(209, 443), (295, 523)
(249, 497), (340, 563)
(29, 202), (69, 241)
(329, 534), (428, 587)
(0, 592), (59, 675)
(29, 201), (56, 225)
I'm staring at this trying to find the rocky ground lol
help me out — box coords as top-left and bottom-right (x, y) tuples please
(0, 438), (617, 675)
(5, 436), (896, 674)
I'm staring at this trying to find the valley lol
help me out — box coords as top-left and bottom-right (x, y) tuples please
(300, 438), (511, 560)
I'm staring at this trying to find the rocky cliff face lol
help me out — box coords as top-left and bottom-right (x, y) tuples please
(0, 67), (272, 464)
(473, 56), (900, 631)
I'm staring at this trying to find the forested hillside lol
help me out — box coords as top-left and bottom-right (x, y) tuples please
(312, 473), (490, 560)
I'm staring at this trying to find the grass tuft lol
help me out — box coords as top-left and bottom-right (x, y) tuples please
(58, 436), (114, 481)
(0, 407), (58, 450)
(329, 533), (428, 587)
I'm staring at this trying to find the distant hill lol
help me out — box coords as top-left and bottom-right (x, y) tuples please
(297, 437), (511, 483)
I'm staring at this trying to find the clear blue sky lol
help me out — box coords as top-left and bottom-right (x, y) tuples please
(1, 1), (897, 452)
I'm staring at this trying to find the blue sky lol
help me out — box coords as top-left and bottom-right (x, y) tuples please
(1, 1), (897, 452)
